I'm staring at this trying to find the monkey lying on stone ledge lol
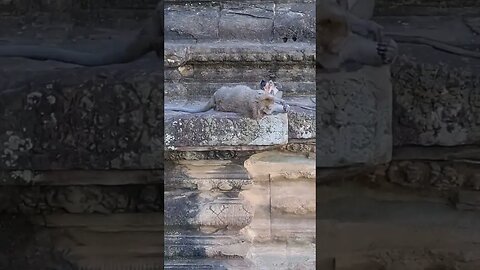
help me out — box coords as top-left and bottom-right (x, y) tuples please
(0, 2), (163, 66)
(165, 85), (285, 120)
(165, 80), (315, 119)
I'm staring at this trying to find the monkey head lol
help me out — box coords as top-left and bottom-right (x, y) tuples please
(256, 93), (276, 116)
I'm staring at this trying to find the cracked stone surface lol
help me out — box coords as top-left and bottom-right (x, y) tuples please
(165, 1), (315, 42)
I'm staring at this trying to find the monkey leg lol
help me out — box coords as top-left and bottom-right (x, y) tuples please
(341, 33), (396, 66)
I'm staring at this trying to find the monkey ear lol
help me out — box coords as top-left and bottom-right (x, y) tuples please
(260, 79), (267, 90)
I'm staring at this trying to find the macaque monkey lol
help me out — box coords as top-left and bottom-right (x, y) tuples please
(0, 2), (163, 66)
(165, 85), (286, 120)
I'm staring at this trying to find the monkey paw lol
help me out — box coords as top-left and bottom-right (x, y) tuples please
(282, 103), (291, 113)
(377, 39), (398, 64)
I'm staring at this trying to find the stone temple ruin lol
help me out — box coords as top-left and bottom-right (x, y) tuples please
(164, 0), (315, 268)
(1, 0), (480, 269)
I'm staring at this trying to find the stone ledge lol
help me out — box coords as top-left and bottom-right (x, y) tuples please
(164, 98), (314, 151)
(0, 58), (163, 170)
(165, 190), (254, 229)
(0, 185), (163, 214)
(165, 160), (252, 191)
(165, 111), (289, 151)
(244, 151), (315, 181)
(165, 2), (314, 42)
(165, 232), (251, 258)
(164, 42), (315, 68)
(0, 170), (163, 186)
(165, 258), (253, 270)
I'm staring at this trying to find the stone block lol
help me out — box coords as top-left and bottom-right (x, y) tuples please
(244, 151), (315, 181)
(164, 42), (315, 68)
(317, 65), (392, 167)
(273, 3), (315, 42)
(0, 185), (162, 214)
(165, 3), (220, 41)
(164, 160), (252, 191)
(165, 232), (251, 258)
(164, 190), (254, 230)
(165, 112), (288, 151)
(388, 160), (480, 191)
(392, 56), (480, 146)
(288, 107), (316, 139)
(0, 59), (163, 170)
(219, 3), (274, 41)
(0, 170), (162, 186)
(271, 217), (315, 243)
(165, 258), (253, 270)
(270, 181), (315, 216)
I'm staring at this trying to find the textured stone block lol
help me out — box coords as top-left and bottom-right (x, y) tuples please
(165, 232), (251, 258)
(164, 160), (252, 191)
(388, 160), (480, 191)
(0, 60), (163, 170)
(273, 3), (315, 42)
(165, 112), (288, 150)
(392, 56), (480, 146)
(165, 4), (220, 41)
(164, 190), (254, 229)
(244, 151), (315, 181)
(219, 3), (274, 41)
(316, 65), (392, 167)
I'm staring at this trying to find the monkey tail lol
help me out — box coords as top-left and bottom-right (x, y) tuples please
(165, 99), (214, 113)
(387, 33), (480, 59)
(0, 39), (152, 66)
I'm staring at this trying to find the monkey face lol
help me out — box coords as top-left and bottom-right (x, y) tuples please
(259, 95), (275, 115)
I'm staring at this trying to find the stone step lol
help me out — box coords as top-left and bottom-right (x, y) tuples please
(164, 98), (315, 151)
(0, 0), (158, 14)
(247, 243), (315, 270)
(164, 258), (253, 270)
(375, 0), (480, 16)
(165, 42), (315, 98)
(242, 151), (315, 244)
(164, 190), (253, 230)
(0, 185), (163, 214)
(164, 160), (252, 191)
(243, 150), (315, 181)
(0, 170), (163, 185)
(165, 232), (250, 259)
(165, 1), (314, 42)
(164, 42), (314, 67)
